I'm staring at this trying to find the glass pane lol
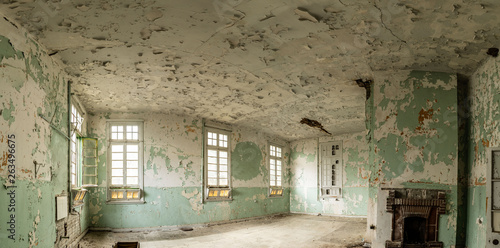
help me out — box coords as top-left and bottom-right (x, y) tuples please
(112, 161), (123, 168)
(208, 171), (218, 178)
(219, 179), (228, 186)
(132, 133), (138, 140)
(127, 177), (138, 185)
(117, 126), (123, 132)
(493, 182), (500, 210)
(112, 126), (118, 132)
(112, 133), (118, 139)
(127, 126), (133, 132)
(208, 150), (217, 157)
(270, 181), (275, 186)
(208, 157), (217, 164)
(220, 151), (227, 158)
(112, 177), (123, 185)
(220, 165), (227, 172)
(494, 151), (500, 179)
(112, 153), (123, 160)
(127, 161), (138, 168)
(127, 169), (138, 177)
(277, 160), (281, 166)
(127, 153), (138, 160)
(494, 212), (500, 232)
(127, 145), (138, 152)
(112, 169), (123, 176)
(277, 181), (282, 186)
(208, 132), (214, 138)
(117, 133), (123, 139)
(270, 159), (275, 166)
(208, 164), (218, 171)
(219, 172), (227, 179)
(220, 158), (227, 165)
(208, 179), (217, 185)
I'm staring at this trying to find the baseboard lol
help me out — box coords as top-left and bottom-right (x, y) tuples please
(290, 211), (367, 219)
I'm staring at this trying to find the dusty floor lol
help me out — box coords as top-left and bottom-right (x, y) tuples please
(78, 214), (367, 248)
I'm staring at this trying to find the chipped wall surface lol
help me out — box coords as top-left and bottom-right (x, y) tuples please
(289, 131), (370, 216)
(0, 18), (87, 247)
(86, 112), (290, 228)
(369, 71), (459, 247)
(466, 56), (500, 248)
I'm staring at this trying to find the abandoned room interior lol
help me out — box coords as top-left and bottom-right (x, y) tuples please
(0, 0), (499, 247)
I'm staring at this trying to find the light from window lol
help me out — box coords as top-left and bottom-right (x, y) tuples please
(207, 131), (229, 187)
(270, 145), (282, 187)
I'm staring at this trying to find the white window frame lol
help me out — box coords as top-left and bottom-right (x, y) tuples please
(204, 127), (232, 201)
(70, 103), (84, 189)
(269, 143), (283, 197)
(106, 120), (144, 204)
(319, 141), (343, 198)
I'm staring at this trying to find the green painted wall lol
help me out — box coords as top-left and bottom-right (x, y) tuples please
(87, 113), (290, 229)
(289, 132), (370, 216)
(465, 56), (500, 247)
(0, 19), (85, 247)
(369, 71), (459, 247)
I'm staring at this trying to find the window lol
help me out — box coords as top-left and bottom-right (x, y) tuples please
(70, 104), (84, 188)
(487, 147), (500, 241)
(107, 121), (144, 203)
(269, 144), (283, 197)
(319, 141), (343, 198)
(205, 128), (231, 201)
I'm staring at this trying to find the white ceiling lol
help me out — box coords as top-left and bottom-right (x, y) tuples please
(2, 0), (499, 140)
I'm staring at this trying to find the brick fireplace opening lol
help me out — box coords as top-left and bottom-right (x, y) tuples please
(385, 189), (446, 248)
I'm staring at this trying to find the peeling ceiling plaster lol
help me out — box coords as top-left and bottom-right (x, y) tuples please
(1, 0), (499, 140)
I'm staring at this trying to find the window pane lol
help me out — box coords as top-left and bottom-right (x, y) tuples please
(112, 169), (123, 176)
(127, 145), (138, 152)
(112, 126), (118, 132)
(117, 126), (123, 132)
(127, 126), (133, 132)
(220, 172), (227, 179)
(208, 179), (217, 185)
(117, 133), (123, 139)
(220, 151), (227, 158)
(112, 177), (123, 185)
(220, 158), (227, 165)
(127, 177), (138, 185)
(220, 165), (227, 172)
(112, 145), (123, 152)
(270, 181), (275, 186)
(127, 169), (138, 177)
(219, 179), (228, 186)
(208, 171), (218, 178)
(112, 133), (118, 139)
(132, 133), (138, 140)
(208, 164), (218, 171)
(277, 181), (281, 186)
(127, 133), (133, 139)
(127, 152), (138, 160)
(277, 160), (281, 166)
(208, 150), (217, 157)
(112, 153), (123, 160)
(208, 157), (217, 164)
(127, 161), (138, 168)
(112, 161), (123, 168)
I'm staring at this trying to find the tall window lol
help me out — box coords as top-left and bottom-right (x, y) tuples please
(70, 104), (84, 188)
(205, 128), (231, 200)
(269, 144), (283, 197)
(319, 141), (343, 198)
(107, 121), (143, 202)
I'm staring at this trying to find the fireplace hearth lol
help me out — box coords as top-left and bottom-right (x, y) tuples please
(385, 189), (446, 248)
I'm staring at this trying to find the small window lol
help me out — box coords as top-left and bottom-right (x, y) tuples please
(205, 128), (231, 201)
(320, 141), (343, 198)
(107, 121), (144, 203)
(269, 144), (283, 197)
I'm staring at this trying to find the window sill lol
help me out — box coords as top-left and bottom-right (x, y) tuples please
(204, 198), (233, 202)
(106, 200), (145, 205)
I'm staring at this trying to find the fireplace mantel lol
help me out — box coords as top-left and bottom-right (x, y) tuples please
(385, 189), (446, 248)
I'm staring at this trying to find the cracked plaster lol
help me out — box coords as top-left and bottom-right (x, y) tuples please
(2, 0), (499, 140)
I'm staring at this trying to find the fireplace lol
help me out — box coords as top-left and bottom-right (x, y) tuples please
(385, 189), (446, 248)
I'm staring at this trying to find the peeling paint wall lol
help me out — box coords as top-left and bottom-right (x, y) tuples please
(289, 131), (370, 216)
(466, 57), (500, 248)
(369, 71), (459, 247)
(0, 18), (86, 247)
(86, 112), (290, 229)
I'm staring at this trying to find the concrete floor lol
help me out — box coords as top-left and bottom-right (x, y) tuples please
(78, 214), (368, 248)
